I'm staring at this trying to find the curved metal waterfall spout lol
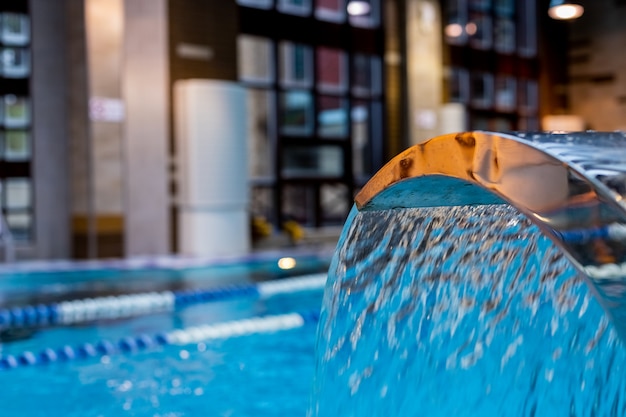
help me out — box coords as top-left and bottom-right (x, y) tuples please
(355, 130), (626, 342)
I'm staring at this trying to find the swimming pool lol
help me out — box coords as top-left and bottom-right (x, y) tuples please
(0, 251), (330, 416)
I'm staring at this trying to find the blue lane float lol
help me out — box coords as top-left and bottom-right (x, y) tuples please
(0, 309), (320, 371)
(0, 273), (327, 330)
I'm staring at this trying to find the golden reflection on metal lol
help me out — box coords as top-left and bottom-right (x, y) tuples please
(355, 131), (626, 273)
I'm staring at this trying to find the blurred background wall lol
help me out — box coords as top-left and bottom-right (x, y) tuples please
(0, 0), (620, 260)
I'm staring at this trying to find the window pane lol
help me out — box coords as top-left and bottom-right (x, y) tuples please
(316, 47), (347, 94)
(238, 35), (274, 84)
(4, 95), (30, 128)
(236, 0), (273, 9)
(282, 145), (343, 178)
(250, 186), (275, 224)
(247, 90), (274, 179)
(470, 72), (494, 109)
(316, 0), (346, 23)
(317, 96), (348, 138)
(447, 67), (470, 103)
(1, 13), (30, 46)
(519, 116), (539, 131)
(5, 211), (31, 241)
(4, 178), (31, 209)
(280, 90), (313, 136)
(494, 76), (516, 112)
(279, 42), (313, 88)
(321, 183), (349, 223)
(282, 185), (315, 225)
(492, 117), (513, 132)
(494, 18), (515, 54)
(352, 54), (381, 97)
(1, 48), (30, 78)
(518, 1), (537, 58)
(352, 100), (371, 178)
(494, 0), (514, 16)
(277, 0), (312, 16)
(469, 0), (491, 11)
(467, 13), (492, 50)
(348, 0), (380, 28)
(3, 130), (30, 161)
(518, 79), (538, 115)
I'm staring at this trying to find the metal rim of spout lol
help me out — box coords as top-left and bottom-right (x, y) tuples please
(355, 130), (626, 341)
(355, 131), (626, 277)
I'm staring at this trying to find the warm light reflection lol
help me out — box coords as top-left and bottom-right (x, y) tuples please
(465, 22), (477, 36)
(347, 1), (370, 16)
(278, 257), (297, 270)
(445, 23), (463, 38)
(548, 4), (584, 20)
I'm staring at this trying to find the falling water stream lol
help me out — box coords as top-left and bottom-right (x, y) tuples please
(310, 204), (626, 416)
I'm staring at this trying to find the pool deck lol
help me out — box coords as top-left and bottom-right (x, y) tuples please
(252, 226), (341, 252)
(0, 227), (340, 276)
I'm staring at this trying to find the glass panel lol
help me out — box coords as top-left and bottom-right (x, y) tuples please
(1, 47), (29, 78)
(519, 116), (539, 131)
(518, 79), (538, 115)
(250, 186), (275, 225)
(492, 117), (513, 132)
(279, 42), (313, 88)
(518, 1), (537, 58)
(467, 13), (492, 50)
(349, 0), (380, 28)
(318, 96), (348, 138)
(277, 0), (312, 16)
(469, 115), (489, 130)
(236, 0), (273, 9)
(4, 95), (30, 128)
(282, 185), (315, 225)
(0, 13), (30, 46)
(494, 76), (516, 112)
(321, 183), (349, 223)
(352, 54), (381, 97)
(316, 47), (347, 94)
(352, 100), (371, 178)
(494, 18), (515, 54)
(4, 130), (29, 161)
(470, 72), (494, 109)
(447, 67), (470, 103)
(469, 0), (491, 11)
(238, 35), (274, 84)
(316, 0), (346, 22)
(369, 100), (383, 173)
(494, 0), (514, 16)
(5, 211), (31, 241)
(4, 178), (31, 209)
(445, 0), (468, 45)
(247, 89), (274, 179)
(280, 90), (313, 136)
(282, 145), (343, 178)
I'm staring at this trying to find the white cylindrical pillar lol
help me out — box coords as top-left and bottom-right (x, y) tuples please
(174, 80), (249, 257)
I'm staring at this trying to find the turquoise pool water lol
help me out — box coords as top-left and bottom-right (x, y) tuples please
(0, 253), (329, 417)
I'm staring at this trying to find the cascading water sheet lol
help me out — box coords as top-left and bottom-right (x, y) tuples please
(310, 204), (626, 416)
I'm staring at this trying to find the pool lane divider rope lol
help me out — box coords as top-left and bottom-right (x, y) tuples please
(0, 309), (321, 370)
(0, 273), (327, 330)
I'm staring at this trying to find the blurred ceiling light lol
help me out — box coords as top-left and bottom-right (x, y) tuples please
(548, 0), (584, 20)
(445, 23), (463, 38)
(465, 22), (477, 36)
(347, 0), (370, 16)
